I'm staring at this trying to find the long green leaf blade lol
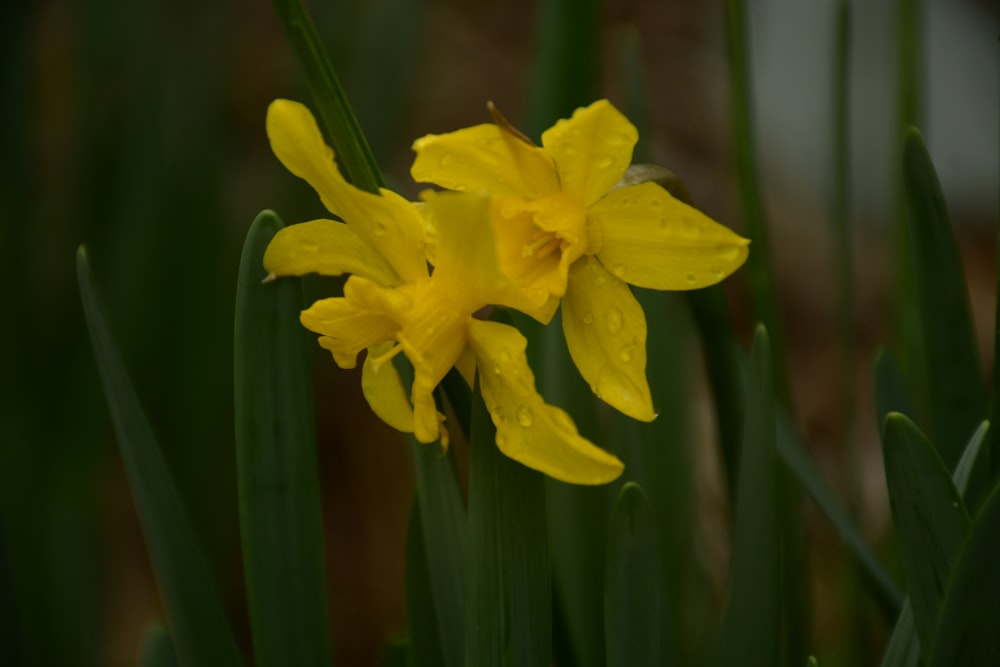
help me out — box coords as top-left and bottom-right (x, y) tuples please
(465, 377), (550, 667)
(270, 0), (383, 192)
(412, 440), (466, 667)
(776, 412), (903, 615)
(902, 129), (987, 470)
(404, 500), (446, 667)
(881, 413), (971, 654)
(233, 210), (333, 666)
(930, 483), (1000, 665)
(718, 325), (779, 666)
(604, 482), (661, 667)
(140, 624), (179, 667)
(77, 246), (243, 667)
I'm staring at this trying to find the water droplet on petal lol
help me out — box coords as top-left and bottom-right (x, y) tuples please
(649, 198), (663, 211)
(596, 156), (613, 169)
(516, 405), (534, 427)
(439, 154), (453, 167)
(592, 271), (608, 287)
(500, 349), (512, 363)
(496, 433), (507, 447)
(612, 264), (627, 278)
(606, 308), (624, 333)
(374, 221), (387, 236)
(492, 363), (502, 375)
(685, 273), (697, 284)
(711, 266), (725, 278)
(582, 312), (594, 325)
(620, 345), (634, 362)
(658, 217), (670, 229)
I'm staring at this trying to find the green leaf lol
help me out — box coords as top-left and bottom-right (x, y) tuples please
(880, 421), (989, 666)
(930, 483), (1000, 665)
(139, 623), (178, 667)
(465, 376), (550, 667)
(405, 500), (446, 667)
(524, 0), (600, 139)
(776, 411), (903, 616)
(723, 0), (790, 408)
(412, 439), (467, 667)
(270, 0), (384, 192)
(874, 348), (914, 429)
(902, 128), (987, 469)
(718, 325), (779, 666)
(604, 483), (661, 667)
(881, 413), (971, 655)
(233, 211), (332, 666)
(77, 246), (243, 667)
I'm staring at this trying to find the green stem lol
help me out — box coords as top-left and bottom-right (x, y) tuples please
(270, 0), (384, 192)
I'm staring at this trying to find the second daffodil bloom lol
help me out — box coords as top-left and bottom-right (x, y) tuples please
(411, 100), (750, 423)
(262, 99), (623, 484)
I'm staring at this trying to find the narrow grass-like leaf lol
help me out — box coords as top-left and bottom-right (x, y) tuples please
(77, 247), (243, 667)
(723, 0), (789, 407)
(952, 421), (989, 501)
(234, 210), (332, 666)
(930, 483), (1000, 665)
(881, 420), (988, 666)
(465, 376), (550, 667)
(718, 325), (779, 666)
(412, 439), (466, 667)
(874, 348), (914, 429)
(604, 483), (661, 667)
(140, 624), (178, 667)
(405, 500), (446, 667)
(881, 413), (971, 654)
(902, 129), (987, 470)
(776, 412), (903, 616)
(270, 0), (383, 192)
(880, 601), (921, 667)
(524, 0), (600, 139)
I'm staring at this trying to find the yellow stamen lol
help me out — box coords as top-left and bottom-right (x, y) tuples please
(522, 232), (561, 258)
(369, 342), (404, 368)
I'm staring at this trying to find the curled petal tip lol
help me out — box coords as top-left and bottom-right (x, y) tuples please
(261, 272), (278, 284)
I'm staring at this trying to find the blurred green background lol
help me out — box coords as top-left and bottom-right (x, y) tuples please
(2, 0), (996, 664)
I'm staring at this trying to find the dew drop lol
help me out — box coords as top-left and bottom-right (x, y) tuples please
(496, 433), (507, 447)
(499, 349), (513, 364)
(685, 273), (697, 284)
(711, 266), (725, 278)
(606, 308), (624, 333)
(592, 271), (608, 287)
(582, 312), (595, 325)
(620, 345), (634, 363)
(596, 156), (613, 169)
(657, 217), (670, 229)
(612, 264), (627, 278)
(649, 198), (663, 210)
(492, 363), (502, 375)
(439, 154), (453, 167)
(374, 221), (387, 236)
(516, 405), (534, 427)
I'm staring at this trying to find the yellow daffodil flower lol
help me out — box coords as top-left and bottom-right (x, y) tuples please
(411, 99), (750, 423)
(262, 99), (622, 484)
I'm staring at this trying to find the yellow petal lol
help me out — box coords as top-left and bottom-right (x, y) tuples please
(263, 218), (398, 286)
(266, 99), (427, 284)
(541, 100), (638, 208)
(301, 292), (397, 368)
(589, 182), (750, 290)
(361, 341), (415, 433)
(420, 191), (509, 304)
(561, 257), (655, 422)
(467, 318), (624, 485)
(411, 377), (445, 445)
(411, 123), (559, 198)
